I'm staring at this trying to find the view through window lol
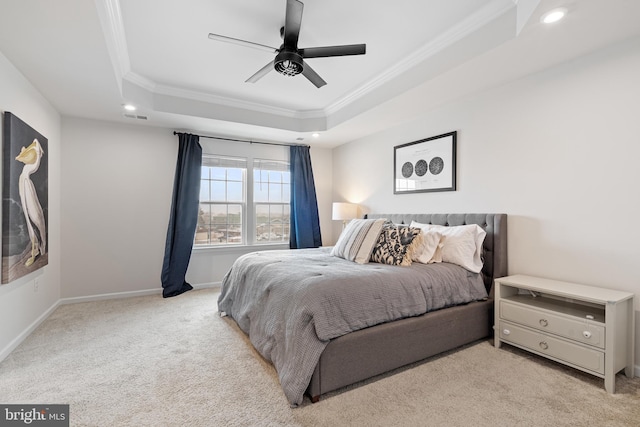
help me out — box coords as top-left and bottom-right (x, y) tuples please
(195, 155), (290, 246)
(254, 159), (290, 243)
(196, 156), (246, 246)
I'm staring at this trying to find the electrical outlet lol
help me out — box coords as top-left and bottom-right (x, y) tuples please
(34, 277), (40, 292)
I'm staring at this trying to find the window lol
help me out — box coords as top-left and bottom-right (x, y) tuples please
(195, 155), (290, 247)
(196, 156), (246, 246)
(254, 159), (290, 243)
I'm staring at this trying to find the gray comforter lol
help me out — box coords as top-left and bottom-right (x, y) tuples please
(217, 247), (488, 406)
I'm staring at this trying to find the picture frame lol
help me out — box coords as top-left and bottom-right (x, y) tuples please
(393, 131), (456, 194)
(2, 112), (48, 284)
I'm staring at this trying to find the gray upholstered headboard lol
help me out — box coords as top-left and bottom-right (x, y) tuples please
(364, 213), (508, 295)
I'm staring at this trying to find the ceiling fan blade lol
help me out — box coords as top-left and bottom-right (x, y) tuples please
(299, 44), (366, 58)
(301, 61), (326, 88)
(283, 0), (303, 50)
(208, 33), (278, 53)
(246, 60), (275, 83)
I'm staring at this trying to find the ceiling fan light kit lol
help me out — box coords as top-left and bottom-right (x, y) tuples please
(208, 0), (366, 88)
(274, 51), (304, 76)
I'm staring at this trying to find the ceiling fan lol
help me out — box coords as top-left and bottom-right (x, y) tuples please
(208, 0), (366, 88)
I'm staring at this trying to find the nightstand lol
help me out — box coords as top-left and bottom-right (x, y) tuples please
(494, 274), (635, 393)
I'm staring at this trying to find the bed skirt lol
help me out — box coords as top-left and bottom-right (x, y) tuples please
(307, 298), (493, 401)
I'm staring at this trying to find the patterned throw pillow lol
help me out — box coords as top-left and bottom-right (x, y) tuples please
(370, 223), (423, 266)
(331, 218), (387, 264)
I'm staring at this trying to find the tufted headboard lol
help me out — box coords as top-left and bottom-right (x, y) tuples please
(364, 213), (508, 295)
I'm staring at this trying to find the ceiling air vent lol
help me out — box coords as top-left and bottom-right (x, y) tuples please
(123, 113), (148, 120)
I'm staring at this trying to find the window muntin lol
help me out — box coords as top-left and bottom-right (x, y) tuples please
(254, 159), (290, 244)
(195, 156), (290, 247)
(196, 156), (246, 246)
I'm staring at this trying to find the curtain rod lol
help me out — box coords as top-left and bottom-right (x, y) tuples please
(173, 131), (309, 148)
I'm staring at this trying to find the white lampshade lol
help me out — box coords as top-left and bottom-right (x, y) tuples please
(332, 202), (358, 221)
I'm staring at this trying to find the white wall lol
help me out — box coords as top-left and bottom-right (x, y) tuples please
(61, 117), (334, 296)
(0, 51), (61, 359)
(60, 118), (176, 298)
(333, 35), (640, 365)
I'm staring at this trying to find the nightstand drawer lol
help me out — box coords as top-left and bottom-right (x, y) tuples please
(500, 300), (605, 349)
(499, 321), (605, 375)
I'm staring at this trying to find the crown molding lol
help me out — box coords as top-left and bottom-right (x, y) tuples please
(98, 1), (328, 122)
(95, 0), (130, 94)
(150, 82), (326, 120)
(98, 0), (525, 132)
(123, 71), (156, 92)
(325, 0), (517, 116)
(515, 0), (541, 35)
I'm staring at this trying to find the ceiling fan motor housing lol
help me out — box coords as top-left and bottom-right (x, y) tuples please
(209, 1), (365, 87)
(274, 50), (303, 76)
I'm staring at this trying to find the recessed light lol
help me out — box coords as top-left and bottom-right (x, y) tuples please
(312, 133), (320, 138)
(541, 8), (567, 24)
(123, 104), (137, 111)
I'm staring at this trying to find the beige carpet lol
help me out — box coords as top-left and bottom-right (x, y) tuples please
(0, 288), (638, 426)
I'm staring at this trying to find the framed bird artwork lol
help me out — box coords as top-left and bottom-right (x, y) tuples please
(2, 112), (48, 284)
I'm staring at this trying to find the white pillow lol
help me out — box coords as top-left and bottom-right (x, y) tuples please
(410, 230), (444, 264)
(331, 218), (386, 264)
(410, 221), (486, 273)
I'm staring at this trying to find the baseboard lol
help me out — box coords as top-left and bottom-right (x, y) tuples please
(0, 282), (222, 364)
(0, 299), (61, 362)
(193, 282), (221, 291)
(59, 288), (162, 305)
(59, 282), (221, 305)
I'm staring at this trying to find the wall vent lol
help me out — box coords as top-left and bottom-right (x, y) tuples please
(123, 113), (148, 120)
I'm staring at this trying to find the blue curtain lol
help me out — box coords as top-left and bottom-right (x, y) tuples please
(289, 145), (322, 249)
(161, 133), (202, 297)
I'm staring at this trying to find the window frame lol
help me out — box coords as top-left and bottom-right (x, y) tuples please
(196, 155), (247, 247)
(253, 158), (290, 245)
(194, 153), (290, 250)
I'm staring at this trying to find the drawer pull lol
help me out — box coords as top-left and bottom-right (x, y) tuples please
(539, 341), (549, 350)
(539, 319), (548, 327)
(583, 330), (592, 339)
(502, 328), (511, 336)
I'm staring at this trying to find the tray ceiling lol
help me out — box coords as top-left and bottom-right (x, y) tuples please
(1, 0), (639, 146)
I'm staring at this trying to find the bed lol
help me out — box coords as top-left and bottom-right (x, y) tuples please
(218, 213), (507, 406)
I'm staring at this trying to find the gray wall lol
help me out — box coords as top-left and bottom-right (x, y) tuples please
(2, 30), (638, 373)
(0, 51), (61, 359)
(332, 36), (640, 368)
(60, 118), (176, 298)
(60, 117), (334, 297)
